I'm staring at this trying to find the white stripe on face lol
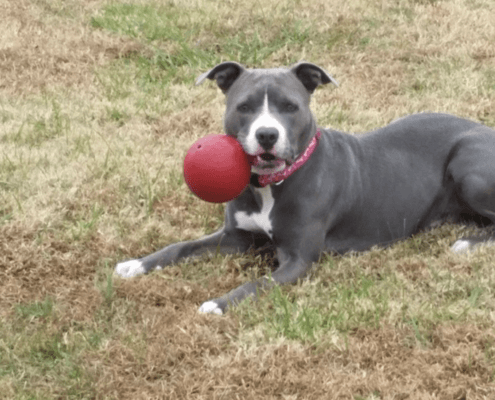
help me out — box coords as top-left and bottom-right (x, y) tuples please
(245, 93), (288, 155)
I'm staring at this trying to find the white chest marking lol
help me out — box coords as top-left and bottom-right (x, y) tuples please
(234, 186), (274, 238)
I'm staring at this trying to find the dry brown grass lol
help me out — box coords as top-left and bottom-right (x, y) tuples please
(1, 0), (495, 398)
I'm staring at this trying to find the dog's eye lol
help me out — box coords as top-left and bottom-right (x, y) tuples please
(237, 104), (251, 113)
(284, 103), (298, 112)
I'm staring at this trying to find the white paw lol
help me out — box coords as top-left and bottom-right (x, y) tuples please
(198, 301), (223, 315)
(114, 259), (146, 278)
(451, 240), (472, 254)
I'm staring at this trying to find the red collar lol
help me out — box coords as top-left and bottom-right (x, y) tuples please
(255, 130), (321, 187)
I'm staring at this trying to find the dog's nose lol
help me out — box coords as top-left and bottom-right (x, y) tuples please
(256, 128), (279, 151)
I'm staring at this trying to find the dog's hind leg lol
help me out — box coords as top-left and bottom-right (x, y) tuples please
(448, 128), (495, 253)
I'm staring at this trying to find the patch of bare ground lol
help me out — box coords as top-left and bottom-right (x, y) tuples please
(85, 290), (495, 400)
(89, 255), (494, 399)
(340, 325), (495, 399)
(0, 223), (112, 316)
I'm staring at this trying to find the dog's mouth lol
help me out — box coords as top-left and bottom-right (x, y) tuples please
(250, 153), (288, 174)
(260, 153), (276, 161)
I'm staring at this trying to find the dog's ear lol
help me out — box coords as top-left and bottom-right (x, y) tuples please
(196, 62), (246, 93)
(290, 62), (338, 93)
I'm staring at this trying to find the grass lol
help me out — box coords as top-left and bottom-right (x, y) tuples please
(1, 0), (495, 398)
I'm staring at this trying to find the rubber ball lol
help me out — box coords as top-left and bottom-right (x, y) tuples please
(183, 134), (251, 203)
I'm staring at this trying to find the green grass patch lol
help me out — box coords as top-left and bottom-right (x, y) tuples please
(235, 243), (495, 348)
(15, 297), (55, 321)
(90, 3), (201, 42)
(90, 1), (330, 91)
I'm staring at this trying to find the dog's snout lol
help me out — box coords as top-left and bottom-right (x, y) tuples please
(256, 128), (279, 151)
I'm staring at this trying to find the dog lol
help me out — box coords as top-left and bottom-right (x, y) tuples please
(115, 61), (495, 315)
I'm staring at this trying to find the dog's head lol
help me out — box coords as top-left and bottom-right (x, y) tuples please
(197, 62), (337, 174)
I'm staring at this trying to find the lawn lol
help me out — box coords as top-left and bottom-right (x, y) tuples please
(1, 0), (495, 398)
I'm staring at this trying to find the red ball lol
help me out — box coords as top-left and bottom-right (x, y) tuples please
(183, 134), (251, 203)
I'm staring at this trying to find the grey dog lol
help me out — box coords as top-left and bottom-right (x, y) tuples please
(116, 62), (495, 315)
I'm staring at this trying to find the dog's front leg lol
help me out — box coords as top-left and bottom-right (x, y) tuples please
(199, 238), (322, 315)
(115, 227), (255, 278)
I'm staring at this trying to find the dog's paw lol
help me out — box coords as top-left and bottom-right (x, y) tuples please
(114, 259), (146, 278)
(451, 237), (495, 254)
(198, 301), (223, 315)
(451, 239), (472, 253)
